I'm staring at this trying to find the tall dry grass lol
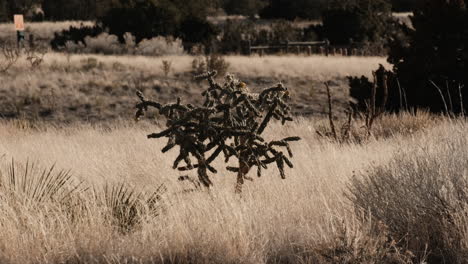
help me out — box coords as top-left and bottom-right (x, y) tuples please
(0, 114), (463, 263)
(33, 53), (388, 80)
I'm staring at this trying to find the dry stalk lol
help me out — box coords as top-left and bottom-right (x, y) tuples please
(0, 45), (20, 73)
(317, 82), (354, 144)
(324, 81), (337, 140)
(365, 71), (388, 136)
(25, 47), (47, 69)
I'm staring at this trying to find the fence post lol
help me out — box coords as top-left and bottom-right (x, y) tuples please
(29, 34), (35, 49)
(324, 39), (330, 57)
(307, 46), (312, 56)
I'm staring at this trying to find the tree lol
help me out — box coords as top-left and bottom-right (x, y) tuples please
(101, 2), (181, 43)
(135, 72), (301, 193)
(260, 0), (326, 20)
(223, 0), (267, 17)
(43, 0), (97, 20)
(349, 0), (468, 115)
(387, 0), (468, 113)
(0, 1), (8, 22)
(321, 0), (392, 44)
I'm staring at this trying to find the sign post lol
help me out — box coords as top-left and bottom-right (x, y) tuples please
(14, 15), (25, 48)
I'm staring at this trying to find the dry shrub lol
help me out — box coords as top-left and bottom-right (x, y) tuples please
(191, 54), (230, 77)
(136, 36), (184, 56)
(65, 33), (184, 56)
(317, 111), (441, 144)
(369, 111), (440, 139)
(349, 124), (468, 263)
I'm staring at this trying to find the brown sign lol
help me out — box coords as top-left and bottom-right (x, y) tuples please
(14, 15), (25, 31)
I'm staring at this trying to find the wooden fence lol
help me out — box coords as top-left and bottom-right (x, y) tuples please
(244, 40), (386, 57)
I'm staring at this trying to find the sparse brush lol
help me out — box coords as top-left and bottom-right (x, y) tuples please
(318, 72), (391, 143)
(0, 44), (20, 73)
(135, 71), (300, 193)
(25, 46), (47, 69)
(316, 81), (356, 143)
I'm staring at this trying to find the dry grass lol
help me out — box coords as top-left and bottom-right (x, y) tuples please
(0, 114), (462, 263)
(33, 53), (387, 80)
(0, 53), (387, 122)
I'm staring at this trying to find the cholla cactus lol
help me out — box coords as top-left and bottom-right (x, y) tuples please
(136, 71), (301, 192)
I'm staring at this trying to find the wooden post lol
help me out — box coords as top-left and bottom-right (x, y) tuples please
(307, 46), (312, 56)
(324, 39), (330, 57)
(29, 34), (35, 49)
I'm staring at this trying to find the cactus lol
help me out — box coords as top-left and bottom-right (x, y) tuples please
(136, 71), (301, 193)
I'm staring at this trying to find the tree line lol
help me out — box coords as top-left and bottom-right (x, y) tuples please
(0, 0), (420, 22)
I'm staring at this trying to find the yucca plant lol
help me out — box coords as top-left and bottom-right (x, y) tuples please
(136, 71), (301, 193)
(0, 160), (83, 208)
(97, 182), (166, 232)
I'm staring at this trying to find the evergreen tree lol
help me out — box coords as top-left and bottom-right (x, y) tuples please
(321, 0), (392, 44)
(388, 0), (468, 113)
(223, 0), (267, 17)
(260, 0), (326, 20)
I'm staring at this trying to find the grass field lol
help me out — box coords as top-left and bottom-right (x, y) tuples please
(1, 38), (466, 263)
(0, 113), (463, 263)
(1, 53), (388, 123)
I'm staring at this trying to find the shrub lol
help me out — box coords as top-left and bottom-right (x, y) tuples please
(83, 32), (122, 55)
(191, 54), (230, 77)
(136, 36), (184, 56)
(135, 72), (301, 193)
(63, 33), (184, 56)
(349, 128), (468, 263)
(51, 24), (104, 50)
